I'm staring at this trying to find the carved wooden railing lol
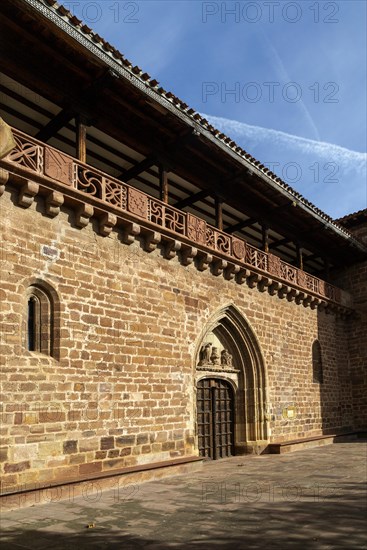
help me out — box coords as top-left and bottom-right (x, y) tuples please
(1, 127), (347, 307)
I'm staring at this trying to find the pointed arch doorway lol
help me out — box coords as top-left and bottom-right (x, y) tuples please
(195, 305), (268, 458)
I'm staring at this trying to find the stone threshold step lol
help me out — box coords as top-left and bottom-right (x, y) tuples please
(267, 432), (362, 454)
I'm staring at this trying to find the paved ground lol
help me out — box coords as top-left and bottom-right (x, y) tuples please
(1, 441), (366, 549)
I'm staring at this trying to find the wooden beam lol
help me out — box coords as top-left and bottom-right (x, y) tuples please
(159, 164), (169, 203)
(215, 197), (223, 231)
(35, 70), (117, 142)
(269, 237), (292, 250)
(225, 217), (257, 234)
(120, 155), (156, 182)
(174, 189), (211, 210)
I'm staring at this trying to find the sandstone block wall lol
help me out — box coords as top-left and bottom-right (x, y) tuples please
(0, 185), (356, 493)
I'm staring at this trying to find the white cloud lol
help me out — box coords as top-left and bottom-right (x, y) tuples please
(201, 113), (367, 217)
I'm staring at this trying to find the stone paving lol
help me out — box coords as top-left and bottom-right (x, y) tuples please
(1, 441), (366, 549)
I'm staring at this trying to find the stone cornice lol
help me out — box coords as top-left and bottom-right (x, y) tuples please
(0, 127), (353, 314)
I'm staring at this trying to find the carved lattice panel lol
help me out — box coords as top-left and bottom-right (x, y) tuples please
(232, 238), (246, 260)
(6, 134), (43, 174)
(128, 188), (148, 219)
(75, 166), (102, 198)
(44, 149), (73, 185)
(187, 214), (206, 245)
(104, 180), (127, 210)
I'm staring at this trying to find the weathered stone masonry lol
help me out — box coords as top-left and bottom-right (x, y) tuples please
(0, 0), (366, 500)
(0, 182), (360, 493)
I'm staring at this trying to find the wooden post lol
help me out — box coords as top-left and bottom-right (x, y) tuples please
(159, 164), (169, 203)
(262, 225), (269, 253)
(76, 116), (87, 164)
(215, 196), (223, 231)
(296, 242), (303, 270)
(324, 258), (330, 281)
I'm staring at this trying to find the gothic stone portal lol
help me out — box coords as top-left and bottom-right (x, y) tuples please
(195, 306), (268, 458)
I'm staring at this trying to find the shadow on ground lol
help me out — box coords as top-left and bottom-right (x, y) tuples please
(1, 480), (366, 550)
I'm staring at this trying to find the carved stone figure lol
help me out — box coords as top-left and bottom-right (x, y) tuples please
(210, 347), (220, 365)
(221, 349), (232, 367)
(198, 342), (212, 365)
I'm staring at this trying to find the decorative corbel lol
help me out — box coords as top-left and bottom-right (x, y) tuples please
(212, 259), (227, 276)
(224, 263), (240, 280)
(180, 245), (197, 266)
(45, 191), (64, 217)
(196, 252), (212, 271)
(236, 268), (251, 284)
(258, 276), (271, 292)
(0, 168), (9, 196)
(247, 273), (260, 288)
(144, 230), (161, 252)
(99, 212), (117, 236)
(278, 285), (290, 299)
(18, 180), (39, 208)
(75, 203), (94, 228)
(122, 222), (140, 245)
(164, 239), (181, 260)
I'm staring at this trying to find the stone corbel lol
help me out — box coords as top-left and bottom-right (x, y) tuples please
(212, 259), (227, 276)
(196, 252), (213, 271)
(258, 276), (271, 292)
(180, 245), (197, 266)
(303, 295), (312, 307)
(18, 180), (39, 208)
(99, 212), (117, 236)
(144, 230), (161, 252)
(278, 285), (290, 299)
(318, 301), (328, 312)
(224, 263), (240, 280)
(287, 288), (299, 302)
(75, 203), (94, 228)
(122, 222), (140, 245)
(0, 168), (9, 196)
(295, 292), (306, 305)
(247, 273), (260, 288)
(164, 239), (181, 260)
(45, 191), (64, 217)
(237, 268), (251, 284)
(310, 298), (321, 310)
(268, 280), (281, 296)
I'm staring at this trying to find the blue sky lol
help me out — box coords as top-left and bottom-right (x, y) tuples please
(67, 0), (366, 218)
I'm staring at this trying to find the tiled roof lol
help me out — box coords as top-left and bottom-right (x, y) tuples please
(336, 208), (367, 225)
(31, 1), (362, 240)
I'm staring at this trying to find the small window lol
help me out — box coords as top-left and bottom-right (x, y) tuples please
(312, 340), (323, 383)
(25, 283), (59, 358)
(27, 295), (39, 351)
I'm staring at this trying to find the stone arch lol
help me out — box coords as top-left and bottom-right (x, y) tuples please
(21, 278), (61, 360)
(194, 304), (268, 455)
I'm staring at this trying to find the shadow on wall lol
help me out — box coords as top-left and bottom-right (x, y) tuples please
(1, 480), (366, 549)
(317, 308), (355, 436)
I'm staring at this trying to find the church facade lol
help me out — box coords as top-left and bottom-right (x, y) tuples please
(0, 0), (366, 505)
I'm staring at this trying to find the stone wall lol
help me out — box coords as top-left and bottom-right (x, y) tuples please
(0, 184), (356, 493)
(331, 258), (367, 431)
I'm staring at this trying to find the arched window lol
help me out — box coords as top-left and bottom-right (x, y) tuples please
(26, 283), (59, 358)
(312, 340), (323, 383)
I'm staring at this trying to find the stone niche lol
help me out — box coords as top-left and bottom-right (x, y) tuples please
(197, 331), (239, 373)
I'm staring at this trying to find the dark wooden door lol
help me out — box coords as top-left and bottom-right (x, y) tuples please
(197, 378), (234, 459)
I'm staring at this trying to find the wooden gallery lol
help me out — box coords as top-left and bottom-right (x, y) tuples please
(0, 0), (366, 505)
